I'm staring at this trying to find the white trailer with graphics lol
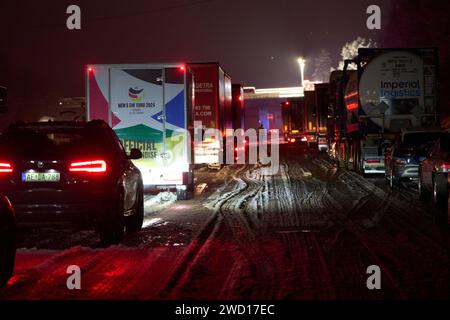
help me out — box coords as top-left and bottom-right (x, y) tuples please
(86, 64), (194, 199)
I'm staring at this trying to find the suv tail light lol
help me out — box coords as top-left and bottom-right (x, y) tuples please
(0, 162), (13, 173)
(69, 160), (107, 173)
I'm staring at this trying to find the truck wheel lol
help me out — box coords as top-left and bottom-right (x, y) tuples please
(97, 190), (125, 245)
(433, 173), (448, 208)
(418, 169), (430, 200)
(125, 184), (144, 233)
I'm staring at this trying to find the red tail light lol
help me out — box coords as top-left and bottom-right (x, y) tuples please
(0, 163), (13, 173)
(69, 160), (107, 173)
(366, 159), (381, 164)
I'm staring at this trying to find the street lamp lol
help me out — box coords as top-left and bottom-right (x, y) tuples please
(297, 57), (306, 88)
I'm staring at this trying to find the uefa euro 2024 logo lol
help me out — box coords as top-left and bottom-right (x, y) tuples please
(128, 87), (145, 102)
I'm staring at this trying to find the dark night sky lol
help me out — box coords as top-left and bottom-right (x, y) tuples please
(0, 0), (448, 123)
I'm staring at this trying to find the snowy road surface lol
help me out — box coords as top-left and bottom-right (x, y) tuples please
(1, 145), (450, 299)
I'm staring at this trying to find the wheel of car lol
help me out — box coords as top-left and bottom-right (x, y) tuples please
(97, 189), (125, 245)
(418, 169), (430, 200)
(0, 228), (16, 287)
(433, 173), (448, 208)
(125, 183), (144, 233)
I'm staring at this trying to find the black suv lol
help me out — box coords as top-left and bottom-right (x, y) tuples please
(0, 120), (144, 243)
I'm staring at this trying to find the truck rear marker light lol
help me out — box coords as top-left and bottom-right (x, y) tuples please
(69, 160), (107, 173)
(0, 163), (13, 173)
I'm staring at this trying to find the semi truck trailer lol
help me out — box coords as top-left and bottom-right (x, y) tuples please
(86, 64), (194, 199)
(187, 63), (232, 165)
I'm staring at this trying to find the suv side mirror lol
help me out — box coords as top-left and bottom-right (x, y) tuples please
(128, 148), (142, 160)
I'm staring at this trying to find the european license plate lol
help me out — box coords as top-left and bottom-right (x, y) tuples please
(22, 172), (61, 182)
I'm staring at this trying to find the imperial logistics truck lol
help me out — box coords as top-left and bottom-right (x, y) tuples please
(86, 64), (194, 199)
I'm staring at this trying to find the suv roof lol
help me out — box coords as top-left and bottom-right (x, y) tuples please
(6, 120), (108, 131)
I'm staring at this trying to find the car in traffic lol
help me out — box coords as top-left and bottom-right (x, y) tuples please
(0, 194), (16, 287)
(0, 120), (144, 244)
(305, 132), (318, 148)
(418, 132), (450, 208)
(287, 134), (308, 146)
(361, 135), (391, 175)
(385, 128), (443, 189)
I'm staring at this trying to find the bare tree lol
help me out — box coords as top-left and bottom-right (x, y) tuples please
(337, 37), (376, 70)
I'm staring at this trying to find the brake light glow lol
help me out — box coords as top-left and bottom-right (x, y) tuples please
(69, 160), (107, 173)
(440, 163), (450, 169)
(0, 163), (13, 173)
(290, 138), (296, 143)
(301, 137), (308, 142)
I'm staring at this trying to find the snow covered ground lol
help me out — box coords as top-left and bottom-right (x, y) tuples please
(1, 145), (450, 300)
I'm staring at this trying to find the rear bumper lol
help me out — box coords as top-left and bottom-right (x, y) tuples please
(363, 161), (385, 174)
(1, 186), (114, 226)
(13, 202), (104, 225)
(318, 144), (328, 152)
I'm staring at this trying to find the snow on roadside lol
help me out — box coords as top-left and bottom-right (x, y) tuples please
(144, 192), (177, 215)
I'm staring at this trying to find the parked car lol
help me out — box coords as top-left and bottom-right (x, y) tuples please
(0, 120), (144, 244)
(419, 133), (450, 208)
(0, 194), (16, 287)
(385, 128), (443, 189)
